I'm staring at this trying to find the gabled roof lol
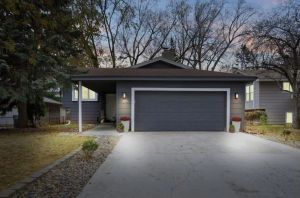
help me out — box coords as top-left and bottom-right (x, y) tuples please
(130, 57), (191, 69)
(72, 68), (257, 82)
(43, 97), (62, 105)
(72, 57), (256, 82)
(234, 70), (287, 81)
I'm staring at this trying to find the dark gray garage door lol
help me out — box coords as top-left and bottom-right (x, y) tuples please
(135, 91), (226, 131)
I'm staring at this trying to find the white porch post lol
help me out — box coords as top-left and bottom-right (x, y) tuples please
(78, 81), (82, 132)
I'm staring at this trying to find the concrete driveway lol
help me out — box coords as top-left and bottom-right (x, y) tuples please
(79, 132), (300, 198)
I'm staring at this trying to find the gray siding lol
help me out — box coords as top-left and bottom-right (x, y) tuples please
(254, 80), (260, 108)
(259, 81), (293, 124)
(62, 89), (102, 124)
(116, 81), (246, 130)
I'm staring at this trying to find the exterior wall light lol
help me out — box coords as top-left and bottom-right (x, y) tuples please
(234, 92), (239, 99)
(122, 92), (127, 99)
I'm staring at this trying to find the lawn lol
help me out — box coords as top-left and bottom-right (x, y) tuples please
(245, 124), (300, 148)
(0, 124), (95, 191)
(0, 123), (96, 133)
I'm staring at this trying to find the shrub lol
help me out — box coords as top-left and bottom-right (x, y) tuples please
(282, 129), (292, 141)
(229, 125), (235, 133)
(232, 116), (242, 122)
(120, 116), (130, 121)
(245, 110), (266, 124)
(259, 113), (268, 125)
(82, 139), (99, 159)
(116, 123), (124, 132)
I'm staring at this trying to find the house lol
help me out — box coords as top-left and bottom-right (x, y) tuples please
(236, 70), (294, 125)
(64, 50), (256, 132)
(0, 97), (66, 128)
(40, 97), (66, 125)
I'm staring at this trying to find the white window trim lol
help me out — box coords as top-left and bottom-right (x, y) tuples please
(283, 82), (293, 92)
(72, 85), (98, 102)
(286, 112), (293, 124)
(246, 84), (254, 102)
(130, 87), (231, 132)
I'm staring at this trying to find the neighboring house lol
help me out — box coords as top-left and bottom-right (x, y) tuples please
(40, 97), (66, 125)
(236, 70), (294, 125)
(0, 108), (18, 128)
(64, 50), (256, 132)
(0, 97), (66, 128)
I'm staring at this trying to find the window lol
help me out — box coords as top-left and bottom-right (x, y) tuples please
(283, 82), (293, 92)
(286, 112), (293, 124)
(246, 84), (254, 102)
(72, 84), (98, 101)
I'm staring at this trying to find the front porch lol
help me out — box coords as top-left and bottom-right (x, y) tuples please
(75, 80), (118, 132)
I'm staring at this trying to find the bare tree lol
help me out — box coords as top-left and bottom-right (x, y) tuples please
(236, 0), (300, 128)
(209, 0), (254, 71)
(173, 0), (254, 71)
(117, 0), (176, 66)
(98, 0), (130, 67)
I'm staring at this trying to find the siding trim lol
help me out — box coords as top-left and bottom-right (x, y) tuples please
(131, 87), (231, 132)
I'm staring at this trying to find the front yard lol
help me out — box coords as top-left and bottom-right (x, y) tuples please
(0, 124), (95, 191)
(245, 124), (300, 148)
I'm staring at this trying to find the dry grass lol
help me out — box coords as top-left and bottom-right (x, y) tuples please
(245, 124), (300, 147)
(0, 124), (95, 191)
(0, 123), (96, 134)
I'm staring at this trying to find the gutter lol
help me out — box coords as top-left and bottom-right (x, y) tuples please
(71, 76), (257, 82)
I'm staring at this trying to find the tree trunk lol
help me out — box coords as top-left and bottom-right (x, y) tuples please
(17, 102), (28, 128)
(92, 55), (99, 68)
(293, 94), (300, 129)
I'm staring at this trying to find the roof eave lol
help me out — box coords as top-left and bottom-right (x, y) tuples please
(71, 76), (257, 82)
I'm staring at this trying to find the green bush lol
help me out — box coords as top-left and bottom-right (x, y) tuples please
(282, 129), (292, 141)
(259, 113), (268, 125)
(116, 123), (124, 132)
(229, 125), (235, 133)
(82, 139), (99, 159)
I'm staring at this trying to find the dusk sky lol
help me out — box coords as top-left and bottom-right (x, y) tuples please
(243, 0), (286, 9)
(166, 0), (289, 10)
(156, 0), (290, 13)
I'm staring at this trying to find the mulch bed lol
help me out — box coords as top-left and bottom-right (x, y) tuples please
(10, 136), (120, 198)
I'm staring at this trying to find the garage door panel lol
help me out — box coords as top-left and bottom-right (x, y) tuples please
(135, 91), (226, 131)
(136, 120), (222, 131)
(136, 102), (224, 113)
(136, 103), (224, 113)
(135, 112), (225, 120)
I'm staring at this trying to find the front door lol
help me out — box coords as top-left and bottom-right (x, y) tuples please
(105, 94), (116, 122)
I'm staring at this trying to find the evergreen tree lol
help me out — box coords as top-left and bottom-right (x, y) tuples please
(0, 0), (81, 127)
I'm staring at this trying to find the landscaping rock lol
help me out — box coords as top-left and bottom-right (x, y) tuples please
(10, 136), (119, 198)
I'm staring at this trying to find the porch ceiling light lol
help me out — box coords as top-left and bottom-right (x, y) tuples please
(122, 92), (127, 99)
(234, 92), (239, 99)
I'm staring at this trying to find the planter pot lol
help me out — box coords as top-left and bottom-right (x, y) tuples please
(121, 121), (130, 132)
(232, 121), (241, 132)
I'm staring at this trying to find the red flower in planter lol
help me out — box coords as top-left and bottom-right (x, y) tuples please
(120, 116), (130, 121)
(232, 116), (242, 122)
